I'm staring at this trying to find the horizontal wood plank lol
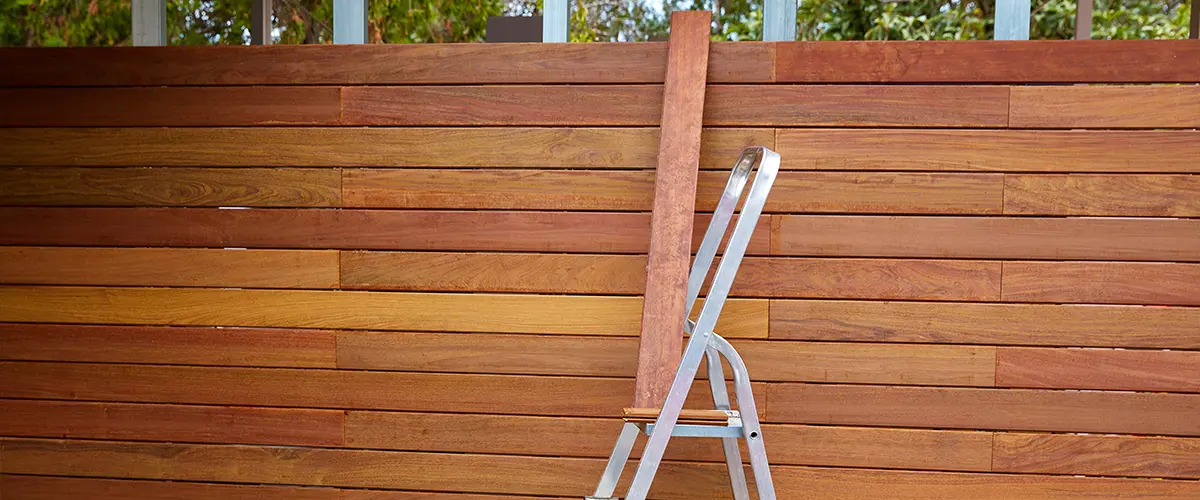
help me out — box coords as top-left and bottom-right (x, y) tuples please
(768, 384), (1200, 435)
(0, 208), (771, 255)
(739, 342), (995, 387)
(343, 169), (1004, 214)
(705, 85), (1009, 127)
(776, 130), (1200, 173)
(732, 257), (1000, 300)
(0, 247), (339, 289)
(0, 323), (337, 368)
(0, 286), (767, 337)
(1004, 174), (1200, 217)
(0, 87), (340, 127)
(775, 40), (1200, 83)
(0, 476), (341, 500)
(773, 216), (1200, 261)
(1002, 262), (1200, 305)
(1009, 86), (1200, 128)
(0, 42), (772, 86)
(770, 300), (1200, 349)
(0, 128), (771, 168)
(994, 433), (1200, 479)
(996, 347), (1200, 393)
(0, 399), (344, 446)
(0, 167), (341, 207)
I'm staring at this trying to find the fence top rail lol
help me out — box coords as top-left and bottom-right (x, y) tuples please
(1, 40), (1197, 87)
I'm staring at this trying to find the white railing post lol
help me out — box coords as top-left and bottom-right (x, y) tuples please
(995, 0), (1032, 40)
(543, 0), (568, 42)
(333, 0), (367, 44)
(763, 0), (797, 41)
(132, 0), (166, 46)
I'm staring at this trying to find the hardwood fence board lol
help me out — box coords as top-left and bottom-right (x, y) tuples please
(0, 323), (337, 368)
(768, 384), (1200, 436)
(774, 40), (1200, 83)
(0, 87), (341, 127)
(770, 300), (1200, 349)
(0, 167), (342, 208)
(0, 399), (344, 447)
(1004, 174), (1200, 217)
(0, 247), (339, 289)
(773, 216), (1200, 261)
(0, 286), (767, 338)
(1002, 261), (1200, 306)
(776, 130), (1200, 173)
(705, 85), (1009, 127)
(0, 128), (771, 168)
(1009, 86), (1200, 128)
(343, 170), (1003, 214)
(739, 342), (995, 387)
(733, 258), (1000, 300)
(0, 208), (771, 255)
(0, 476), (341, 500)
(342, 85), (661, 126)
(994, 433), (1200, 479)
(996, 347), (1200, 393)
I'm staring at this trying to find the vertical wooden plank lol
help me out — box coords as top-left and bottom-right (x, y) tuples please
(635, 10), (712, 409)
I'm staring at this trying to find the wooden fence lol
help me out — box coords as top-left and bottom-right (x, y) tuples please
(1, 40), (1198, 499)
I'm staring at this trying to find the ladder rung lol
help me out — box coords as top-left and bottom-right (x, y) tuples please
(622, 408), (737, 424)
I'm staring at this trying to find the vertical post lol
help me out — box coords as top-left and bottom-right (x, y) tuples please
(994, 0), (1031, 40)
(543, 0), (568, 42)
(333, 0), (367, 44)
(132, 0), (166, 46)
(1190, 0), (1199, 39)
(251, 0), (272, 45)
(763, 0), (797, 41)
(1075, 0), (1092, 40)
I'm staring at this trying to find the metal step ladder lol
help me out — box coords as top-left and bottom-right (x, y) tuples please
(587, 146), (780, 500)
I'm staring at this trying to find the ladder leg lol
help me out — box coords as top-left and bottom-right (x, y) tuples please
(733, 380), (776, 500)
(706, 347), (750, 500)
(591, 422), (640, 499)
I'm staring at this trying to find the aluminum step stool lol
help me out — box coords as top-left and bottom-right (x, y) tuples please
(587, 146), (780, 500)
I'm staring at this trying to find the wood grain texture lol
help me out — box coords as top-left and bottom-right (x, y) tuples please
(0, 476), (340, 500)
(0, 286), (767, 338)
(1002, 261), (1200, 305)
(1004, 174), (1200, 216)
(339, 252), (646, 294)
(0, 323), (337, 368)
(733, 258), (1000, 300)
(0, 247), (339, 289)
(0, 167), (341, 207)
(0, 87), (340, 126)
(995, 433), (1200, 479)
(0, 42), (772, 86)
(770, 300), (1200, 349)
(0, 127), (771, 168)
(0, 208), (771, 255)
(0, 399), (344, 446)
(636, 10), (711, 409)
(996, 347), (1200, 393)
(342, 85), (661, 126)
(774, 40), (1200, 83)
(1009, 85), (1200, 128)
(740, 342), (995, 387)
(704, 85), (1008, 127)
(768, 384), (1200, 435)
(343, 169), (1003, 214)
(776, 130), (1200, 173)
(773, 216), (1200, 261)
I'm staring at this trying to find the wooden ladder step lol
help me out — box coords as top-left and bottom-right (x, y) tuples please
(622, 407), (738, 424)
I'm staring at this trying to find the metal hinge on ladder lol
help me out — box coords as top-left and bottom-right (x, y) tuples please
(587, 147), (780, 500)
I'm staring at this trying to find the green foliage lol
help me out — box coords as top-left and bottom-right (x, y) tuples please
(1, 0), (132, 46)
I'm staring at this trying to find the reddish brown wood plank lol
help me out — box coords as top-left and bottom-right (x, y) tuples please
(1002, 261), (1200, 305)
(0, 323), (337, 368)
(770, 300), (1200, 349)
(994, 433), (1200, 479)
(339, 252), (646, 294)
(705, 85), (1008, 127)
(1004, 174), (1200, 216)
(0, 128), (770, 168)
(0, 167), (341, 207)
(776, 130), (1200, 173)
(768, 384), (1200, 435)
(0, 42), (772, 86)
(734, 258), (1000, 300)
(997, 347), (1200, 393)
(0, 476), (340, 500)
(740, 342), (995, 387)
(0, 247), (339, 289)
(0, 399), (344, 446)
(343, 169), (1003, 214)
(775, 40), (1200, 83)
(773, 216), (1200, 261)
(1010, 86), (1200, 128)
(0, 87), (340, 126)
(635, 10), (712, 409)
(342, 85), (661, 126)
